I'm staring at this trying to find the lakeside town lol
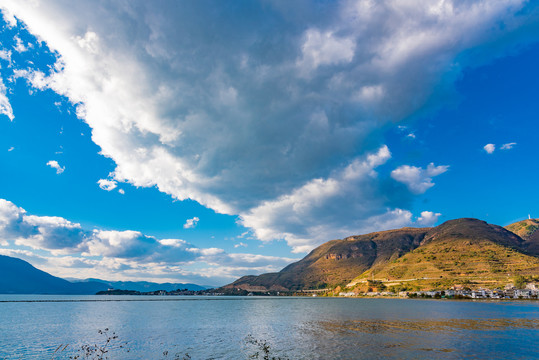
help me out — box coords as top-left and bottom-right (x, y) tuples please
(96, 281), (539, 300)
(338, 283), (539, 299)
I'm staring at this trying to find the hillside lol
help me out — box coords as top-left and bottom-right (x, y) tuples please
(223, 227), (429, 292)
(0, 255), (108, 294)
(505, 218), (539, 256)
(350, 218), (539, 290)
(223, 218), (539, 292)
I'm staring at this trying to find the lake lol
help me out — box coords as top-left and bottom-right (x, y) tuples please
(1, 295), (538, 359)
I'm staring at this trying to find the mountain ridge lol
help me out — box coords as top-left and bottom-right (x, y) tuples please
(0, 255), (108, 294)
(222, 218), (539, 292)
(0, 255), (208, 294)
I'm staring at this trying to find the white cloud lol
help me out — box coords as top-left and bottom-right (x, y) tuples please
(0, 199), (35, 242)
(239, 146), (417, 252)
(0, 77), (14, 121)
(183, 217), (199, 229)
(234, 242), (247, 248)
(16, 215), (85, 252)
(0, 49), (11, 62)
(1, 7), (16, 28)
(84, 230), (170, 260)
(0, 198), (299, 285)
(46, 160), (65, 174)
(1, 0), (537, 251)
(416, 211), (442, 227)
(501, 142), (517, 150)
(297, 29), (356, 73)
(391, 163), (449, 194)
(118, 188), (125, 195)
(484, 143), (496, 154)
(7, 146), (14, 152)
(13, 35), (28, 52)
(97, 178), (117, 191)
(0, 199), (83, 252)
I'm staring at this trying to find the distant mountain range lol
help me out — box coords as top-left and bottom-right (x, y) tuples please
(0, 255), (109, 294)
(74, 279), (207, 292)
(0, 255), (208, 294)
(222, 218), (539, 292)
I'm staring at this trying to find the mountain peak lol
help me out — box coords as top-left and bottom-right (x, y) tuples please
(222, 217), (539, 293)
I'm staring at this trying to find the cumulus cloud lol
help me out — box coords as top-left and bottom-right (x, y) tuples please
(501, 142), (517, 150)
(391, 163), (449, 194)
(297, 29), (356, 73)
(97, 178), (117, 191)
(240, 146), (422, 252)
(484, 143), (496, 154)
(46, 160), (65, 174)
(17, 215), (85, 253)
(416, 211), (442, 227)
(1, 0), (538, 250)
(0, 199), (36, 242)
(183, 217), (199, 229)
(484, 142), (517, 153)
(0, 199), (84, 252)
(0, 198), (299, 284)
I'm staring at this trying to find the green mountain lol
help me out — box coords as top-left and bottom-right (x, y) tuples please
(222, 218), (539, 292)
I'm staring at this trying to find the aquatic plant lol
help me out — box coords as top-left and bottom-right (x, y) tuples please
(244, 334), (289, 360)
(48, 329), (286, 359)
(51, 328), (128, 360)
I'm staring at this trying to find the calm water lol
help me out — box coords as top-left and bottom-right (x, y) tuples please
(1, 295), (538, 359)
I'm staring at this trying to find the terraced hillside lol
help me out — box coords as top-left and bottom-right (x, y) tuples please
(222, 218), (539, 292)
(350, 219), (539, 290)
(223, 227), (429, 291)
(505, 218), (539, 255)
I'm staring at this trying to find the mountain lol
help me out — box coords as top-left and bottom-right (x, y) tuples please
(348, 218), (538, 289)
(222, 218), (539, 292)
(505, 218), (539, 256)
(78, 279), (208, 292)
(0, 255), (209, 294)
(0, 255), (109, 294)
(223, 227), (429, 292)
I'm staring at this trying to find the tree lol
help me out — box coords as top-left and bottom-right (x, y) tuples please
(514, 275), (526, 289)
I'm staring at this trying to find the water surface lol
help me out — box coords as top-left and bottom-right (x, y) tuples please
(1, 295), (537, 359)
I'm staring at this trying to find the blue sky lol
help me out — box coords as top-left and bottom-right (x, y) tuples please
(0, 1), (538, 286)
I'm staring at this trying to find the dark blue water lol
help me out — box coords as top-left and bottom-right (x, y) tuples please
(1, 295), (538, 359)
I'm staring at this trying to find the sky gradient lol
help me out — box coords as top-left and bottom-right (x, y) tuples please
(1, 0), (539, 286)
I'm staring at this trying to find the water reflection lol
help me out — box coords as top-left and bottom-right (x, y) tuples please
(317, 318), (539, 334)
(1, 297), (539, 359)
(307, 317), (539, 359)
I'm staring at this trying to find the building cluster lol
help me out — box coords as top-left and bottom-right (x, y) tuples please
(339, 283), (539, 299)
(97, 288), (212, 296)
